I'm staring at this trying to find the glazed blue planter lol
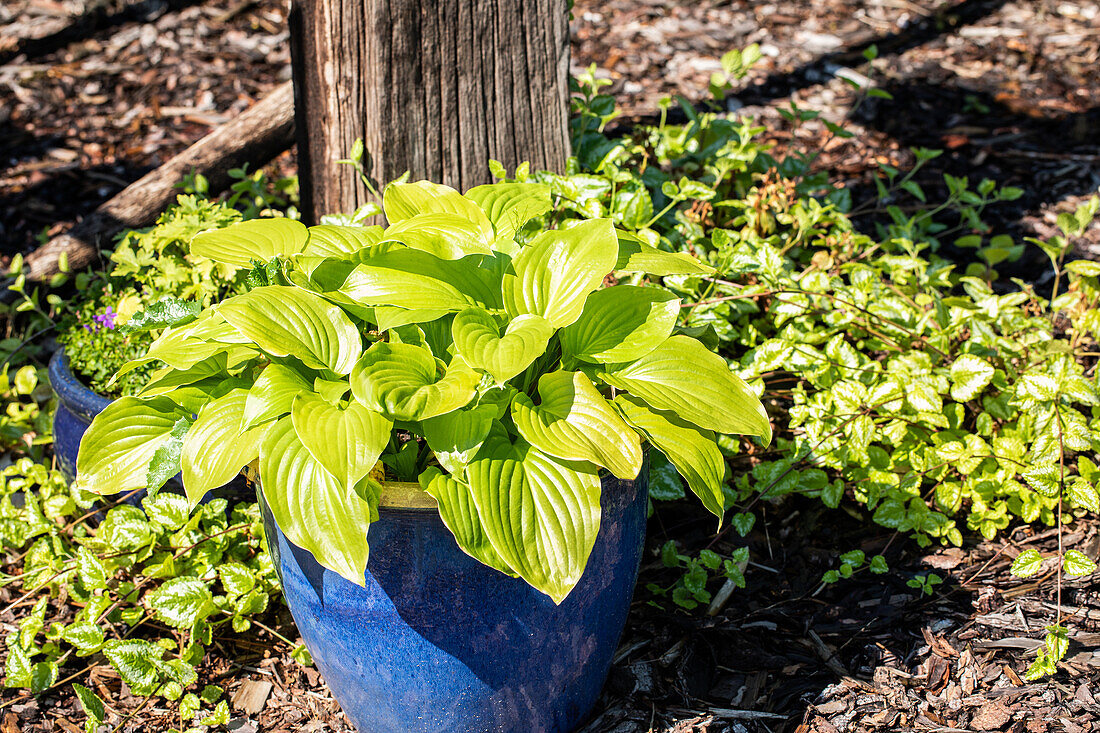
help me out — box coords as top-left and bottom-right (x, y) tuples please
(261, 468), (648, 733)
(49, 348), (113, 482)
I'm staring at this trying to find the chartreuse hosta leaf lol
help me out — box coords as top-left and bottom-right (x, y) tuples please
(559, 285), (680, 364)
(181, 389), (268, 505)
(351, 342), (478, 421)
(260, 416), (376, 585)
(600, 335), (771, 440)
(190, 217), (308, 269)
(373, 306), (452, 332)
(218, 286), (361, 374)
(421, 404), (496, 474)
(291, 393), (391, 488)
(466, 426), (602, 603)
(464, 183), (552, 251)
(419, 467), (515, 575)
(381, 213), (493, 259)
(341, 248), (502, 311)
(613, 394), (726, 519)
(243, 364), (312, 430)
(511, 370), (642, 480)
(302, 224), (383, 257)
(615, 231), (715, 275)
(111, 312), (246, 384)
(138, 353), (232, 397)
(502, 218), (619, 328)
(383, 180), (494, 242)
(452, 307), (554, 385)
(75, 396), (192, 495)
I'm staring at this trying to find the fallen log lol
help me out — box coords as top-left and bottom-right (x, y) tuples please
(24, 80), (295, 283)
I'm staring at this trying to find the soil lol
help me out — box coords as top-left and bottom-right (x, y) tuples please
(2, 0), (1099, 731)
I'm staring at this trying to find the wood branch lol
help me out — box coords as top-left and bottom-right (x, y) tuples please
(24, 81), (295, 282)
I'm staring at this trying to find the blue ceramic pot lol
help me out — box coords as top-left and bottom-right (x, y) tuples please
(261, 468), (648, 733)
(49, 348), (113, 482)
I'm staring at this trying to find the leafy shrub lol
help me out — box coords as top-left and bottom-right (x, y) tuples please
(75, 182), (771, 604)
(53, 193), (290, 397)
(0, 457), (286, 725)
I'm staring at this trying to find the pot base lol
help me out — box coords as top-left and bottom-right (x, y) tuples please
(262, 468), (648, 733)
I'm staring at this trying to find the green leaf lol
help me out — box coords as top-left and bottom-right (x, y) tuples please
(218, 564), (255, 598)
(190, 218), (308, 269)
(30, 662), (57, 693)
(73, 683), (105, 725)
(1010, 549), (1043, 578)
(648, 451), (685, 500)
(181, 389), (267, 506)
(600, 336), (771, 440)
(139, 354), (232, 398)
(383, 180), (493, 243)
(1063, 550), (1097, 578)
(559, 285), (680, 364)
(102, 639), (165, 696)
(950, 354), (995, 402)
(120, 298), (201, 334)
(464, 183), (552, 251)
(75, 396), (192, 496)
(421, 405), (497, 474)
(145, 417), (190, 492)
(76, 547), (108, 591)
(511, 370), (642, 479)
(243, 364), (312, 430)
(1065, 260), (1100, 278)
(1068, 477), (1100, 513)
(218, 286), (362, 374)
(452, 307), (554, 385)
(615, 232), (715, 275)
(350, 342), (478, 421)
(502, 219), (619, 328)
(466, 426), (602, 603)
(381, 213), (493, 259)
(291, 393), (391, 488)
(614, 394), (726, 519)
(62, 622), (106, 654)
(1022, 464), (1061, 497)
(259, 417), (376, 585)
(341, 248), (502, 311)
(302, 224), (383, 257)
(148, 577), (215, 628)
(141, 493), (190, 530)
(419, 467), (515, 575)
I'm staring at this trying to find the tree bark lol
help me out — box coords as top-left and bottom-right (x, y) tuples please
(24, 81), (296, 282)
(290, 0), (570, 223)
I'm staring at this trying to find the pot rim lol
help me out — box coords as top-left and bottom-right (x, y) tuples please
(49, 348), (114, 418)
(242, 462), (438, 511)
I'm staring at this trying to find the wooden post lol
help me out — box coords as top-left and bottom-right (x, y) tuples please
(289, 0), (570, 223)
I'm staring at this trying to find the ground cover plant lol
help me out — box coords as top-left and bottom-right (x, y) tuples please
(0, 52), (1096, 732)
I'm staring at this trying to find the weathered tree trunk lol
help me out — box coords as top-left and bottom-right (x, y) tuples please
(289, 0), (570, 223)
(24, 82), (295, 282)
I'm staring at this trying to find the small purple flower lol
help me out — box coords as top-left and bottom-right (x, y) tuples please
(88, 307), (117, 331)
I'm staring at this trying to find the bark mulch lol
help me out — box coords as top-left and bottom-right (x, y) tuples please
(2, 0), (1099, 730)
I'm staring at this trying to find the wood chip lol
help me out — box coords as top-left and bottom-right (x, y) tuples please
(231, 679), (274, 716)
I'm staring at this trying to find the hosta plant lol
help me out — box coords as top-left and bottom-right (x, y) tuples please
(73, 181), (770, 603)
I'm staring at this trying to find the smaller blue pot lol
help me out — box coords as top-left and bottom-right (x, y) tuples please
(49, 349), (113, 482)
(48, 348), (251, 503)
(262, 466), (648, 733)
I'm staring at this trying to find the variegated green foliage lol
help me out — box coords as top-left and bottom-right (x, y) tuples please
(75, 181), (771, 602)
